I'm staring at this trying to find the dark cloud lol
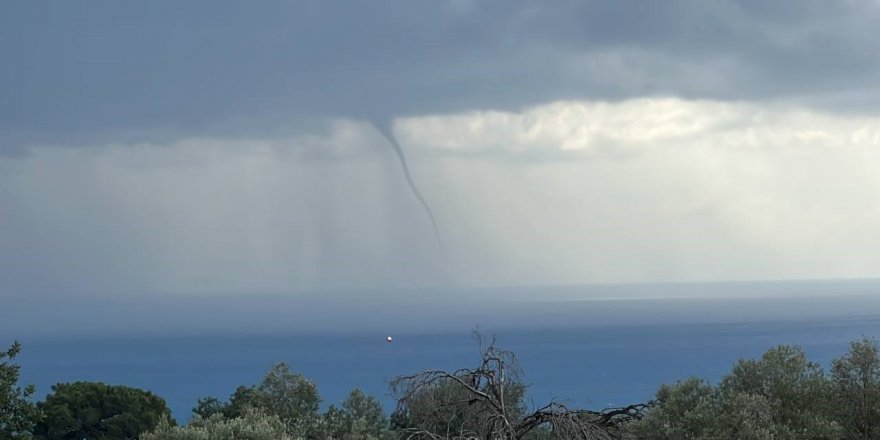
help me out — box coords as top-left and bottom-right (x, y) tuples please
(2, 0), (879, 151)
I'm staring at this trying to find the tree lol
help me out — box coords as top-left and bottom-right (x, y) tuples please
(141, 409), (292, 440)
(1, 341), (40, 439)
(623, 377), (718, 439)
(831, 338), (880, 439)
(626, 385), (780, 440)
(319, 389), (391, 440)
(390, 334), (643, 440)
(192, 397), (225, 420)
(192, 386), (262, 420)
(719, 345), (840, 438)
(627, 345), (843, 440)
(34, 382), (172, 440)
(191, 363), (321, 438)
(710, 392), (777, 440)
(254, 362), (320, 434)
(342, 389), (385, 432)
(192, 363), (395, 439)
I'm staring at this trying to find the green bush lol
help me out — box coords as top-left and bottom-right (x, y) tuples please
(141, 410), (292, 440)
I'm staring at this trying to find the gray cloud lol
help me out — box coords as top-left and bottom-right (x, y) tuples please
(0, 125), (447, 296)
(3, 1), (880, 150)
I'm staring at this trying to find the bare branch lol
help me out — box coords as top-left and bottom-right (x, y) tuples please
(389, 331), (645, 439)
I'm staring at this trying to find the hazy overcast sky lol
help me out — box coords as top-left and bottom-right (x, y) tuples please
(3, 1), (880, 298)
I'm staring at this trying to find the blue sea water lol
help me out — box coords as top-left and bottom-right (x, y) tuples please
(15, 314), (880, 423)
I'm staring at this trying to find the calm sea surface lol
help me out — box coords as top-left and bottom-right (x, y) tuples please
(16, 315), (880, 423)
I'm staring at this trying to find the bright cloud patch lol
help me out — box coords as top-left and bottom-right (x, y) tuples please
(395, 98), (880, 154)
(394, 98), (880, 285)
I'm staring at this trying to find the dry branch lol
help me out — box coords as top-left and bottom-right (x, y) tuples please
(389, 333), (646, 440)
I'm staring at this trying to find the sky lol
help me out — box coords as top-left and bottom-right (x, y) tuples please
(3, 0), (880, 303)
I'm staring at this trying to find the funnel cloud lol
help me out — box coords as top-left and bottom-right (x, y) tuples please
(372, 121), (442, 249)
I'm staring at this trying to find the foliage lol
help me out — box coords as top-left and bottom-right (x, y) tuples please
(317, 389), (391, 440)
(623, 378), (717, 439)
(253, 362), (321, 436)
(831, 338), (880, 439)
(34, 382), (172, 440)
(192, 364), (391, 440)
(192, 363), (320, 438)
(140, 409), (292, 440)
(720, 345), (841, 438)
(342, 389), (385, 432)
(191, 398), (225, 420)
(625, 345), (847, 439)
(1, 341), (40, 439)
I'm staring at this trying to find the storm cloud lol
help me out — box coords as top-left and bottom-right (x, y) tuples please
(3, 1), (880, 149)
(2, 1), (880, 302)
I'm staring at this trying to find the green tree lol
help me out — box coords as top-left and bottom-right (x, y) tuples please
(140, 409), (292, 440)
(1, 341), (40, 439)
(34, 382), (172, 440)
(627, 346), (847, 440)
(191, 398), (224, 420)
(831, 338), (880, 439)
(711, 392), (778, 440)
(191, 363), (321, 438)
(318, 389), (391, 440)
(624, 377), (718, 440)
(253, 362), (320, 434)
(341, 389), (384, 432)
(192, 387), (261, 420)
(719, 345), (841, 439)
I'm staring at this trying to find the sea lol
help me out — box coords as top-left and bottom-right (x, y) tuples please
(14, 312), (880, 423)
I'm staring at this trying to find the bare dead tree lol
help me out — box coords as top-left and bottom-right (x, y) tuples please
(389, 332), (646, 440)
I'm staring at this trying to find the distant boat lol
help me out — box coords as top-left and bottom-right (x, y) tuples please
(386, 336), (393, 343)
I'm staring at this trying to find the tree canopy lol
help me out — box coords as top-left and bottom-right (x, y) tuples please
(190, 362), (393, 439)
(831, 338), (880, 439)
(141, 409), (292, 440)
(1, 341), (40, 439)
(34, 381), (172, 440)
(625, 340), (880, 440)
